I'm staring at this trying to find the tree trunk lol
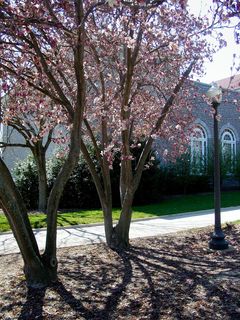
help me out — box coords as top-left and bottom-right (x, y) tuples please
(43, 125), (82, 280)
(23, 257), (49, 288)
(110, 189), (134, 250)
(38, 171), (47, 213)
(80, 141), (115, 247)
(33, 143), (47, 213)
(43, 0), (85, 278)
(0, 159), (50, 288)
(102, 204), (113, 246)
(2, 200), (49, 288)
(37, 159), (47, 213)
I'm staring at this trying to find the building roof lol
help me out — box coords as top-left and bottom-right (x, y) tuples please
(216, 74), (240, 91)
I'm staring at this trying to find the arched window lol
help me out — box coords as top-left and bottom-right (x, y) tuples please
(221, 129), (236, 173)
(190, 125), (208, 174)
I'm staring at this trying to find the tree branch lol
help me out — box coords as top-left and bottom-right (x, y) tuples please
(133, 60), (196, 192)
(29, 32), (73, 115)
(0, 62), (71, 113)
(80, 139), (106, 207)
(44, 128), (54, 152)
(0, 142), (29, 148)
(83, 119), (103, 166)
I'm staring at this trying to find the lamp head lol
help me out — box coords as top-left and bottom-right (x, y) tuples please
(206, 82), (222, 104)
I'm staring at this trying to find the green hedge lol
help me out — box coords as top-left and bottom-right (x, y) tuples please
(47, 155), (101, 209)
(13, 149), (219, 210)
(13, 156), (39, 209)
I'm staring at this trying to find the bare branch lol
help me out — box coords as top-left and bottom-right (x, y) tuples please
(44, 128), (54, 152)
(0, 142), (29, 148)
(83, 119), (103, 166)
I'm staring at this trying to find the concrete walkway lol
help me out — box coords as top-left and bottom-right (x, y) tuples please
(1, 206), (240, 255)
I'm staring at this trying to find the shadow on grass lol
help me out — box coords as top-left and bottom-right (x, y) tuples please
(31, 216), (47, 229)
(31, 215), (79, 229)
(57, 215), (79, 227)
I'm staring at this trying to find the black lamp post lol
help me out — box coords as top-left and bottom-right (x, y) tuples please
(206, 83), (229, 250)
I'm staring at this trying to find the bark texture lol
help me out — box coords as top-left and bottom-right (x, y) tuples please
(0, 159), (50, 287)
(33, 142), (48, 213)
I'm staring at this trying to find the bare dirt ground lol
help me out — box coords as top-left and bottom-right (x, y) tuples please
(1, 224), (240, 320)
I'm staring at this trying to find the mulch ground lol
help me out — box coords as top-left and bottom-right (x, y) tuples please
(1, 224), (240, 320)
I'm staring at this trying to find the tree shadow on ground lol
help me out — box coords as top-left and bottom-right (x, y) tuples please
(130, 228), (240, 319)
(18, 286), (46, 320)
(3, 226), (240, 319)
(54, 250), (134, 319)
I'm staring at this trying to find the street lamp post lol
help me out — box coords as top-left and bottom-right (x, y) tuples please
(206, 83), (229, 250)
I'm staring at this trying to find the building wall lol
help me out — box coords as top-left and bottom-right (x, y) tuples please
(0, 124), (57, 173)
(1, 81), (240, 174)
(1, 125), (30, 171)
(192, 82), (240, 157)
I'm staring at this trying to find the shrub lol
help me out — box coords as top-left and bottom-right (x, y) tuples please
(13, 144), (162, 209)
(158, 152), (212, 196)
(47, 154), (100, 209)
(13, 155), (38, 209)
(16, 145), (237, 210)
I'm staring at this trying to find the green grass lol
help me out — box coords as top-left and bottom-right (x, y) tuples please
(133, 190), (240, 216)
(234, 220), (240, 224)
(0, 190), (240, 232)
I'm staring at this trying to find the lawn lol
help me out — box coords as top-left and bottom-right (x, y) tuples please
(0, 190), (240, 232)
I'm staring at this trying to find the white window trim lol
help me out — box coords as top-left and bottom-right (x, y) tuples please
(221, 128), (236, 174)
(190, 125), (208, 175)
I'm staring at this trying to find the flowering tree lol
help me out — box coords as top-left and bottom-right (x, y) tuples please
(0, 0), (215, 287)
(0, 82), (68, 212)
(0, 0), (86, 287)
(212, 0), (240, 25)
(214, 1), (240, 60)
(79, 1), (214, 249)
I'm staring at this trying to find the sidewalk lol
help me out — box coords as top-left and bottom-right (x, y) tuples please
(1, 206), (240, 255)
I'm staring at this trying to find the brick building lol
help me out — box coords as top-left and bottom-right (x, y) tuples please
(189, 81), (240, 178)
(1, 80), (240, 179)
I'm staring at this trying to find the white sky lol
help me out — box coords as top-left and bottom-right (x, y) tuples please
(188, 0), (239, 84)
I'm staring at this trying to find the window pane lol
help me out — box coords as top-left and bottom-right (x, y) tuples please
(223, 134), (231, 141)
(190, 125), (207, 175)
(221, 129), (236, 174)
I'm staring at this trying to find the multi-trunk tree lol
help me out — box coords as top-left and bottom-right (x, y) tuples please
(0, 0), (86, 287)
(79, 1), (215, 249)
(0, 0), (216, 288)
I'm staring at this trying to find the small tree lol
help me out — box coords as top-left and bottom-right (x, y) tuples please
(0, 0), (218, 287)
(79, 1), (215, 249)
(0, 0), (86, 287)
(1, 84), (68, 212)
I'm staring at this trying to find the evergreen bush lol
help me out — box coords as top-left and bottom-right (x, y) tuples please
(16, 145), (240, 210)
(13, 155), (39, 209)
(47, 153), (100, 209)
